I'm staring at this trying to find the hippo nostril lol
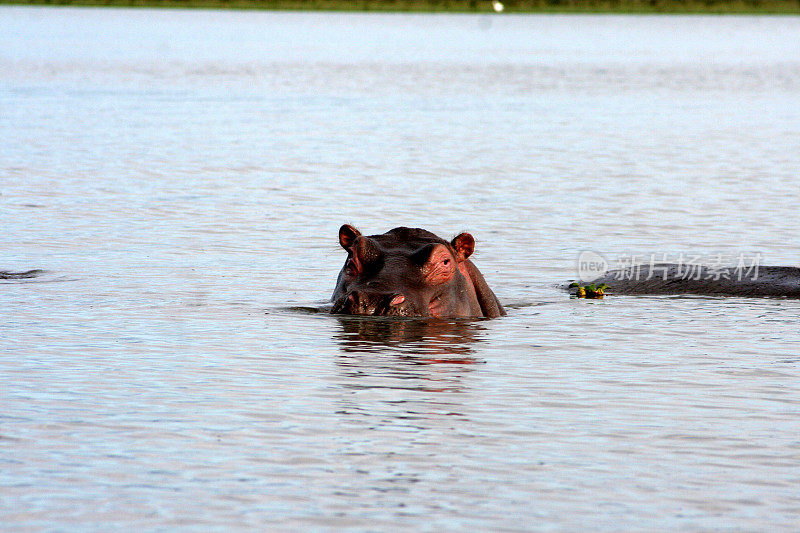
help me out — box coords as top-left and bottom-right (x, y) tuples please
(340, 291), (402, 315)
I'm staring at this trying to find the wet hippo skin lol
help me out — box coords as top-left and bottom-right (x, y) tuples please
(578, 264), (800, 298)
(0, 270), (44, 280)
(331, 225), (505, 318)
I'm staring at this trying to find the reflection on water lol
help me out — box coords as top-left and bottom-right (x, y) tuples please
(278, 309), (485, 393)
(333, 316), (484, 393)
(334, 316), (484, 358)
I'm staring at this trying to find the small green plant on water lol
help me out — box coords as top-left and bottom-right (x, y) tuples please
(568, 282), (608, 299)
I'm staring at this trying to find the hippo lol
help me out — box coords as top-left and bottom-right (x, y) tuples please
(0, 269), (43, 280)
(573, 264), (800, 298)
(331, 225), (505, 318)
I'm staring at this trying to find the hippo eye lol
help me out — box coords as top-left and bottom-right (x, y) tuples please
(345, 261), (357, 277)
(443, 258), (450, 266)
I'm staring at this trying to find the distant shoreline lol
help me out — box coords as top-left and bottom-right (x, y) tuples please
(2, 0), (799, 14)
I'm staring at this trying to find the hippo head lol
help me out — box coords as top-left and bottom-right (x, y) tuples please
(331, 225), (505, 319)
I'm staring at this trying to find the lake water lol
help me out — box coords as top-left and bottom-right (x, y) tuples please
(2, 6), (800, 530)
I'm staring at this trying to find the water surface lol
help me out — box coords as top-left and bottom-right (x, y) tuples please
(2, 7), (800, 530)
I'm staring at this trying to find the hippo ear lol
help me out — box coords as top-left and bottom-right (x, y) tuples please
(339, 224), (361, 250)
(451, 233), (475, 262)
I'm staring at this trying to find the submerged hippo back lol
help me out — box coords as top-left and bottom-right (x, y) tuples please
(582, 264), (800, 298)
